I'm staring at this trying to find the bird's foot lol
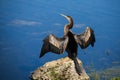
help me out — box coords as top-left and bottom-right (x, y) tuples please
(75, 66), (82, 76)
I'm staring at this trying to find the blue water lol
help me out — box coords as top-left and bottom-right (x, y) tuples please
(0, 0), (120, 80)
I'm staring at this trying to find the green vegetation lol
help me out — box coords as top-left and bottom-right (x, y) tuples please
(111, 76), (120, 80)
(49, 66), (71, 80)
(49, 66), (120, 80)
(50, 67), (60, 80)
(91, 71), (100, 80)
(89, 66), (120, 80)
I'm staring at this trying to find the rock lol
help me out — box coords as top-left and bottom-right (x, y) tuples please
(30, 57), (90, 80)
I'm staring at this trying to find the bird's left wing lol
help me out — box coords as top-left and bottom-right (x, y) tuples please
(40, 34), (68, 57)
(74, 27), (95, 49)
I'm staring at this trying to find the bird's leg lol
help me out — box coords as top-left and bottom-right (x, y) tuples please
(68, 53), (83, 75)
(73, 57), (83, 75)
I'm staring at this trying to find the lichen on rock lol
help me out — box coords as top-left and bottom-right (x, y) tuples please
(30, 57), (90, 80)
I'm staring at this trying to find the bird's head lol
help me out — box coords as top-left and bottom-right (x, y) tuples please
(60, 14), (73, 29)
(60, 14), (71, 22)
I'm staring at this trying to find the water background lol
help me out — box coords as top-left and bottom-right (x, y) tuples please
(0, 0), (120, 80)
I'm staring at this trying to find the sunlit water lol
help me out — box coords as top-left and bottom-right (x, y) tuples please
(0, 0), (120, 80)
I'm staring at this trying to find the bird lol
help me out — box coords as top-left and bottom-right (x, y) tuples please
(39, 14), (96, 75)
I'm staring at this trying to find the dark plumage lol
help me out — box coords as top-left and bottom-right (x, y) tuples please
(40, 14), (96, 75)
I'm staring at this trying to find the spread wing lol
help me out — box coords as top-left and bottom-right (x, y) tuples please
(74, 27), (95, 49)
(40, 34), (68, 57)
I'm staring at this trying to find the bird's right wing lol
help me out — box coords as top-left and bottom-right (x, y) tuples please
(40, 34), (68, 57)
(74, 27), (95, 49)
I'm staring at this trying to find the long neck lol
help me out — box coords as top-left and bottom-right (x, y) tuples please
(64, 17), (73, 36)
(67, 17), (73, 29)
(62, 15), (73, 36)
(64, 25), (69, 36)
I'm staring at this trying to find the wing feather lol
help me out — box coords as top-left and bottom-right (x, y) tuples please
(74, 27), (95, 49)
(40, 34), (68, 57)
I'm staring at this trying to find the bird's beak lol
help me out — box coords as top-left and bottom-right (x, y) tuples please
(60, 14), (67, 18)
(86, 27), (90, 30)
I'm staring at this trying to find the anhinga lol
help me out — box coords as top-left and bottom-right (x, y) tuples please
(40, 14), (96, 75)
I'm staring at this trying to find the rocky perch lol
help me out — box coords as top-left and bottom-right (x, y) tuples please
(30, 57), (90, 80)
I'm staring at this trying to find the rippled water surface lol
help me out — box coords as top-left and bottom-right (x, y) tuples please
(0, 0), (120, 80)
